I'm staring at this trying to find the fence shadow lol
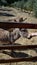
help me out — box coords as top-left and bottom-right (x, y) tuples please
(0, 12), (15, 17)
(0, 8), (12, 11)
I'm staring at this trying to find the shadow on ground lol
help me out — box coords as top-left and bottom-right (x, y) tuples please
(2, 50), (32, 58)
(2, 43), (32, 58)
(0, 12), (15, 17)
(0, 8), (12, 11)
(1, 43), (37, 62)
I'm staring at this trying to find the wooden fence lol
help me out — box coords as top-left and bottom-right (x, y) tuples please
(0, 22), (37, 63)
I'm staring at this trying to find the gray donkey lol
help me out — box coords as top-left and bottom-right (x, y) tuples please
(0, 28), (37, 44)
(0, 28), (28, 43)
(0, 18), (37, 43)
(0, 17), (28, 43)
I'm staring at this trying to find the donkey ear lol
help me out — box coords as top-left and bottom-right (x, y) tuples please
(19, 17), (23, 22)
(14, 19), (17, 22)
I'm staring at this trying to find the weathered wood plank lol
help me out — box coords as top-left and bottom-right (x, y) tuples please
(0, 56), (37, 63)
(0, 45), (37, 50)
(0, 22), (37, 29)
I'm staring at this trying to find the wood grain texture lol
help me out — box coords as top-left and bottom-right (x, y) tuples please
(0, 45), (37, 50)
(0, 22), (37, 29)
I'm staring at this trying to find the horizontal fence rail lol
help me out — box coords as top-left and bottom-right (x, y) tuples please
(0, 56), (37, 63)
(0, 45), (37, 50)
(0, 22), (37, 29)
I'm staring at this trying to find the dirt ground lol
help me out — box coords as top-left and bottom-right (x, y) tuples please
(0, 6), (37, 65)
